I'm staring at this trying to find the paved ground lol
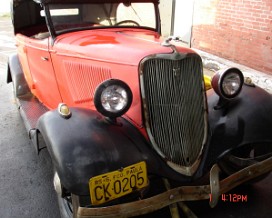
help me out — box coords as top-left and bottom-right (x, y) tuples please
(0, 16), (272, 218)
(0, 16), (60, 218)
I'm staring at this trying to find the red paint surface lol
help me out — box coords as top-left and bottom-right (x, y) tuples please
(16, 28), (196, 130)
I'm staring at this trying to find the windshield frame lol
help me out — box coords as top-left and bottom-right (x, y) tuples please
(43, 2), (161, 38)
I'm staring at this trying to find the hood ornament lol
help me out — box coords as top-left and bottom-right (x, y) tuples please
(161, 36), (187, 53)
(162, 36), (186, 46)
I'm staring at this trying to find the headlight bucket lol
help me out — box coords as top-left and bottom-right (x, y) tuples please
(94, 79), (133, 118)
(212, 68), (244, 99)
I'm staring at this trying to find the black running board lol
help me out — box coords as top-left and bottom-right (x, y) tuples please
(16, 93), (48, 153)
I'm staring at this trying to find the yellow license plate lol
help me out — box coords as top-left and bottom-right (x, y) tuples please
(89, 161), (148, 205)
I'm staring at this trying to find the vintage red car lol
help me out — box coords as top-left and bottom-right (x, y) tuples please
(7, 0), (272, 217)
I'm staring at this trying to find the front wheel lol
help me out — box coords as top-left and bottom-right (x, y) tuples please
(218, 143), (272, 183)
(57, 193), (73, 218)
(54, 172), (77, 218)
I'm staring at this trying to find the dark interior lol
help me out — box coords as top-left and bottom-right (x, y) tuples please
(12, 0), (47, 37)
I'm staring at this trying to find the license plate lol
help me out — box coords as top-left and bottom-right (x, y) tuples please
(89, 161), (148, 205)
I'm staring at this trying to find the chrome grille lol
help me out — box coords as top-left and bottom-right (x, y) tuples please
(140, 54), (207, 172)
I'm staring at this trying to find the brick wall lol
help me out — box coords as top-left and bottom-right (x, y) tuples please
(191, 0), (272, 74)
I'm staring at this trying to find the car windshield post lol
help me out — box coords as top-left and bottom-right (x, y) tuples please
(43, 4), (57, 39)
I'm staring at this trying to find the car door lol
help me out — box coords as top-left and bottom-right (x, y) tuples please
(24, 36), (62, 109)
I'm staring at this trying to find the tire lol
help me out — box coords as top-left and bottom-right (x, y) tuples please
(57, 194), (73, 218)
(218, 143), (272, 183)
(54, 172), (73, 218)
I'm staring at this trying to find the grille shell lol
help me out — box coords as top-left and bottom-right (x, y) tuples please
(140, 53), (208, 176)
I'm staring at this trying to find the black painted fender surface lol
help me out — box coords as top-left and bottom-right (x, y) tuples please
(37, 108), (186, 195)
(209, 85), (272, 146)
(200, 85), (272, 173)
(7, 54), (30, 96)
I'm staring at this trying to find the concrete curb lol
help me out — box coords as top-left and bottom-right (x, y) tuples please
(195, 49), (272, 94)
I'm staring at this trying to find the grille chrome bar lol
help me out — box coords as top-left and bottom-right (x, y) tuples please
(140, 53), (208, 176)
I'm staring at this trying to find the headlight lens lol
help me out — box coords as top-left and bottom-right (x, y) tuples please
(101, 85), (129, 112)
(94, 79), (133, 118)
(221, 73), (242, 96)
(212, 68), (244, 99)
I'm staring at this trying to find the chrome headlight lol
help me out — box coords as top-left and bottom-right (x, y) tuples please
(94, 79), (133, 118)
(212, 68), (244, 99)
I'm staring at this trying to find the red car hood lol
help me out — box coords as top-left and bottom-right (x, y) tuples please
(52, 28), (175, 65)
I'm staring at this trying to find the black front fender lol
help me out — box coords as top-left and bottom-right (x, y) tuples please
(7, 54), (30, 96)
(203, 84), (272, 170)
(37, 108), (190, 195)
